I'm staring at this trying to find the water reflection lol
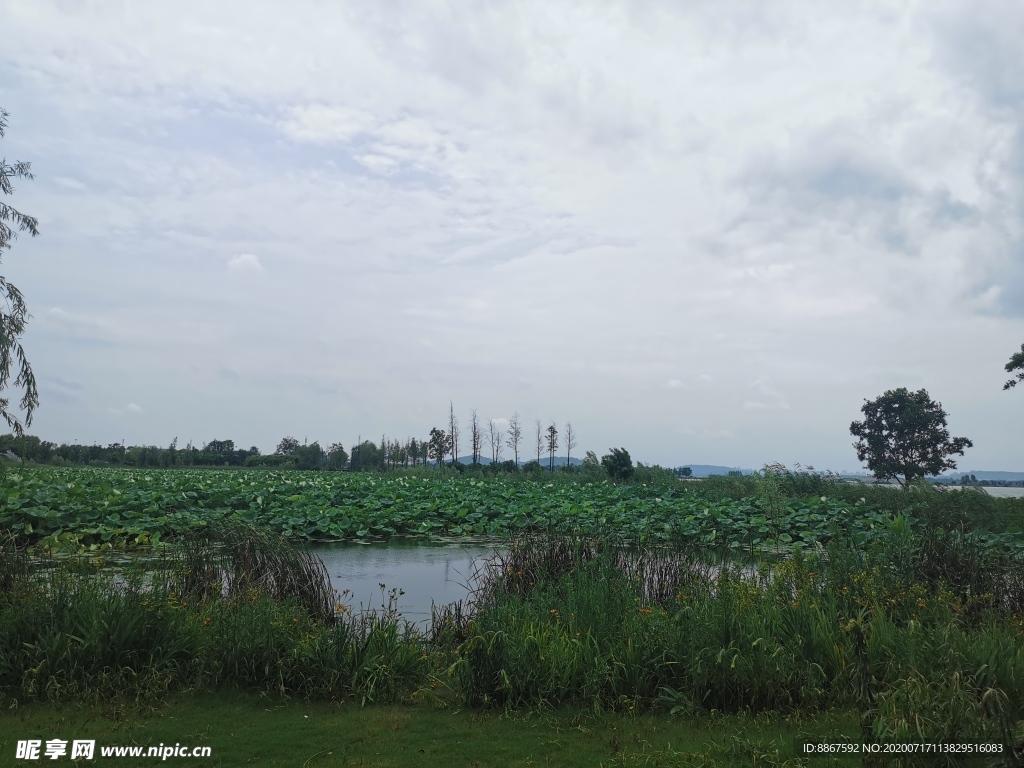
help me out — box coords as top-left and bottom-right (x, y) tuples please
(313, 541), (497, 623)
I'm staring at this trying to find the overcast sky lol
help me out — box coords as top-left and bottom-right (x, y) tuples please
(2, 0), (1023, 471)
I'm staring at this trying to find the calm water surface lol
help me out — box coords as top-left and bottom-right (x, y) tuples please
(943, 486), (1024, 498)
(314, 541), (498, 623)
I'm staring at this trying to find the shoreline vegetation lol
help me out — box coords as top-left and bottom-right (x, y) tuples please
(2, 467), (1024, 765)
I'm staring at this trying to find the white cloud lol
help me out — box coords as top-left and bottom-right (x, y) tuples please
(4, 0), (1023, 468)
(745, 376), (790, 411)
(278, 104), (377, 144)
(227, 253), (264, 273)
(108, 403), (144, 416)
(54, 176), (87, 191)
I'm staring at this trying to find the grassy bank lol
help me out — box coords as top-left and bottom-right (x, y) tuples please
(3, 523), (1024, 764)
(0, 691), (861, 767)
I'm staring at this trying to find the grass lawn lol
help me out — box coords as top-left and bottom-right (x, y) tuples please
(0, 693), (860, 767)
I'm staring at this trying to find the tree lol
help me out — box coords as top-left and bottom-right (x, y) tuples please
(448, 402), (460, 466)
(546, 422), (559, 471)
(428, 427), (451, 468)
(487, 419), (503, 463)
(349, 439), (382, 472)
(469, 409), (482, 465)
(295, 441), (325, 470)
(679, 466), (693, 478)
(602, 448), (634, 481)
(564, 421), (577, 468)
(506, 412), (523, 466)
(326, 442), (348, 470)
(276, 436), (300, 455)
(850, 387), (973, 488)
(535, 419), (543, 464)
(1004, 343), (1024, 391)
(0, 109), (40, 436)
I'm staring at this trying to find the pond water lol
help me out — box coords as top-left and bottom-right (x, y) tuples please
(942, 486), (1024, 498)
(313, 541), (498, 624)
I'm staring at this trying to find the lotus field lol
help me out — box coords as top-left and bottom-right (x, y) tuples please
(2, 466), (915, 550)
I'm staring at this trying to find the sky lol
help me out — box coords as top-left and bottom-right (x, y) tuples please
(1, 0), (1023, 471)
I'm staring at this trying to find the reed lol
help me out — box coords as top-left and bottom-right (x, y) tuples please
(450, 530), (1024, 751)
(0, 532), (29, 593)
(160, 521), (336, 622)
(0, 528), (427, 707)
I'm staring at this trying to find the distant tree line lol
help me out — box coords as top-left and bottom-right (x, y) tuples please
(0, 435), (266, 468)
(0, 401), (699, 486)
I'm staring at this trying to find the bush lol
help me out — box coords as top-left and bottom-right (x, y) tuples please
(245, 454), (297, 468)
(631, 463), (678, 487)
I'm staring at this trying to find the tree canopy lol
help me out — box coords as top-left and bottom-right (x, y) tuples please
(601, 447), (634, 482)
(275, 436), (300, 455)
(850, 387), (972, 487)
(1004, 343), (1024, 391)
(0, 109), (40, 436)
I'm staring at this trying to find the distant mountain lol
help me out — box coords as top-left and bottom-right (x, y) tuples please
(675, 464), (755, 478)
(938, 470), (1024, 482)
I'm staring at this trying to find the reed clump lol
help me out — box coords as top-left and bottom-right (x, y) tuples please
(449, 531), (1024, 751)
(160, 521), (336, 622)
(0, 523), (428, 707)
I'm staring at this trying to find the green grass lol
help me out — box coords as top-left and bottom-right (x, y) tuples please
(0, 691), (860, 767)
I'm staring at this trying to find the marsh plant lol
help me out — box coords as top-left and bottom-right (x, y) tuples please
(160, 522), (336, 622)
(450, 531), (1024, 752)
(3, 519), (1024, 753)
(0, 523), (428, 707)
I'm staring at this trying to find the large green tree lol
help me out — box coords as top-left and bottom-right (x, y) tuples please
(850, 387), (972, 487)
(1004, 343), (1024, 391)
(0, 109), (39, 436)
(427, 427), (451, 468)
(601, 447), (634, 482)
(326, 442), (348, 470)
(276, 436), (300, 455)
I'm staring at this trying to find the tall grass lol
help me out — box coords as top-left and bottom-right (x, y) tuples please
(0, 532), (29, 594)
(160, 522), (335, 622)
(450, 531), (1024, 751)
(700, 464), (1024, 536)
(0, 523), (428, 707)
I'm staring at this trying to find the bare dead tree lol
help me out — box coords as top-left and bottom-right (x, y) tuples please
(448, 402), (460, 465)
(488, 419), (503, 463)
(546, 422), (559, 472)
(535, 419), (543, 464)
(506, 411), (523, 466)
(564, 421), (577, 468)
(470, 409), (482, 465)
